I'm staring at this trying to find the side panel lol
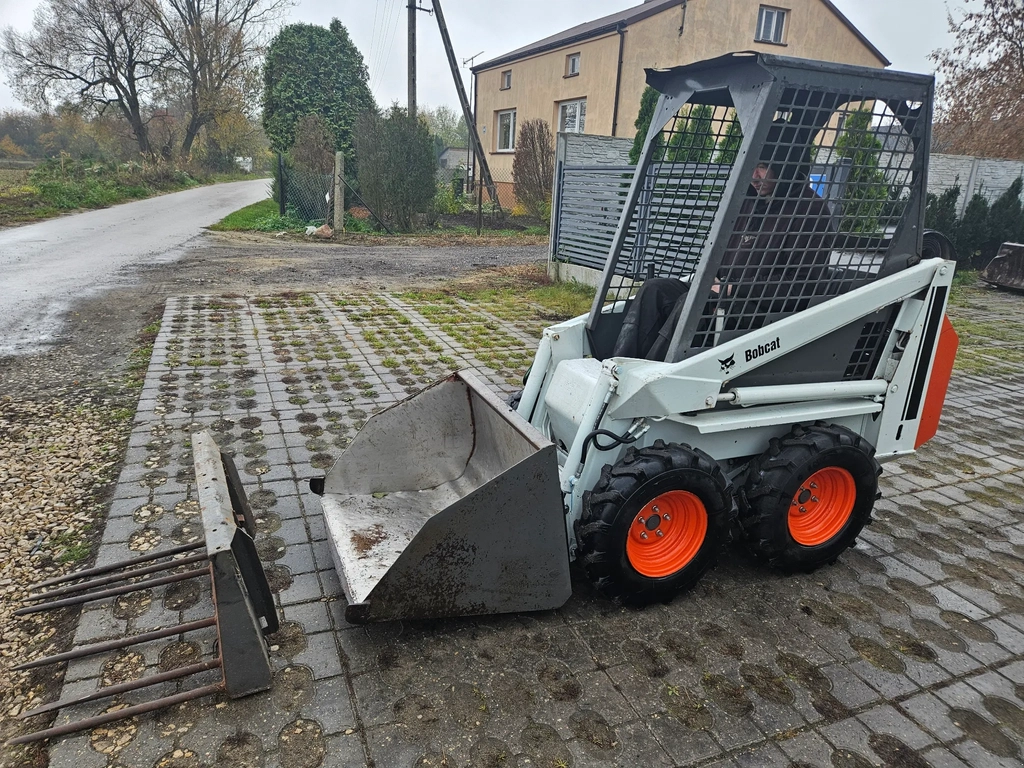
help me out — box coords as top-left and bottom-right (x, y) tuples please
(915, 316), (959, 448)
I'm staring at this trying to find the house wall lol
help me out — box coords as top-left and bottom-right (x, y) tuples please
(474, 0), (888, 182)
(619, 0), (886, 138)
(476, 32), (621, 179)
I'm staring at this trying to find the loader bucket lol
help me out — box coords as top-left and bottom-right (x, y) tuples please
(981, 242), (1024, 291)
(314, 370), (571, 623)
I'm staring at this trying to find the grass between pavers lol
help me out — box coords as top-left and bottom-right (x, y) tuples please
(1, 264), (1012, 764)
(947, 271), (1024, 377)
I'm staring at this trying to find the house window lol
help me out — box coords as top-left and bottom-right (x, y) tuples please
(559, 99), (587, 134)
(566, 53), (581, 77)
(500, 70), (512, 90)
(756, 6), (787, 44)
(497, 109), (516, 151)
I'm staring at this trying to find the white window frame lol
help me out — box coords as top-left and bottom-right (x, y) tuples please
(500, 70), (512, 90)
(566, 53), (581, 77)
(497, 109), (516, 151)
(559, 98), (587, 134)
(756, 6), (787, 44)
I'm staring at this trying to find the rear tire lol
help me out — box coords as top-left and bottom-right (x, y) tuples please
(738, 423), (880, 573)
(578, 440), (733, 606)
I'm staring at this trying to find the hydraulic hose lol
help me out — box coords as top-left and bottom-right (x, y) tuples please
(580, 428), (640, 466)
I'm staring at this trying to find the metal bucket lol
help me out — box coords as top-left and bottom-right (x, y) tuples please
(981, 242), (1024, 292)
(313, 371), (571, 623)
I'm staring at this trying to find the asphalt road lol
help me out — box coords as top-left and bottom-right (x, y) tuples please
(0, 178), (270, 356)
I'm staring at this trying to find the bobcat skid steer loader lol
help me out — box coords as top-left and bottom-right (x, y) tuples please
(311, 53), (959, 623)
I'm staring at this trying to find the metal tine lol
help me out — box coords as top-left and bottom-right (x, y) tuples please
(6, 683), (224, 746)
(19, 659), (222, 719)
(15, 568), (211, 617)
(26, 553), (209, 601)
(12, 617), (216, 671)
(32, 541), (206, 590)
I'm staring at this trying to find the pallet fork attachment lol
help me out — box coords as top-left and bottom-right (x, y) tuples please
(7, 431), (277, 746)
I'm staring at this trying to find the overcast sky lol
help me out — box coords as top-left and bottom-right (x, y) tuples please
(0, 0), (957, 115)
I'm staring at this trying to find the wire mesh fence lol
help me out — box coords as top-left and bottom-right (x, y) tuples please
(434, 164), (548, 232)
(284, 166), (332, 225)
(274, 151), (549, 234)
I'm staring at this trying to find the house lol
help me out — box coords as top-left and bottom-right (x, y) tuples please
(438, 146), (469, 171)
(471, 0), (889, 202)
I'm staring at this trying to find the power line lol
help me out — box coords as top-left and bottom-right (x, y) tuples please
(368, 0), (394, 94)
(373, 0), (403, 95)
(367, 0), (383, 82)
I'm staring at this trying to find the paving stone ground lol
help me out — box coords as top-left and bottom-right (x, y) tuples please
(42, 287), (1024, 768)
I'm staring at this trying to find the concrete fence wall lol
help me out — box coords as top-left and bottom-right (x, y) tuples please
(559, 133), (634, 167)
(557, 133), (1024, 215)
(929, 154), (1024, 215)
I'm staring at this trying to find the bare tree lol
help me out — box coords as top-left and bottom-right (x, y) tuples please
(931, 0), (1024, 159)
(1, 0), (164, 156)
(512, 119), (555, 219)
(421, 104), (468, 148)
(147, 0), (288, 158)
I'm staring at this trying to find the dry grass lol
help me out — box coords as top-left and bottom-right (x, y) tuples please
(0, 168), (31, 189)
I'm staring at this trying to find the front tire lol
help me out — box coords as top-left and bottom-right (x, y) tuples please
(577, 441), (733, 606)
(738, 423), (880, 572)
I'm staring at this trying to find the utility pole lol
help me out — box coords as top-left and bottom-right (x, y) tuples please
(432, 0), (502, 213)
(462, 51), (484, 182)
(408, 0), (417, 118)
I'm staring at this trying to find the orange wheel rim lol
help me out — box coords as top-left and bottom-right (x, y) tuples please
(626, 491), (708, 578)
(788, 467), (857, 546)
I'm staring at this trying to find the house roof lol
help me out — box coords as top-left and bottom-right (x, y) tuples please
(471, 0), (890, 73)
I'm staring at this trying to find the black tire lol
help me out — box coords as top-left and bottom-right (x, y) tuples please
(506, 389), (523, 411)
(738, 422), (881, 573)
(577, 440), (733, 606)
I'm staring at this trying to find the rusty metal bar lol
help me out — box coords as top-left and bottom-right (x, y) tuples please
(19, 659), (222, 719)
(12, 617), (217, 671)
(6, 682), (225, 746)
(26, 553), (209, 601)
(33, 542), (206, 589)
(15, 568), (210, 617)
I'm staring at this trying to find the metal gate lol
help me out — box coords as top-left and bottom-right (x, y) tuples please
(550, 161), (853, 274)
(551, 164), (635, 270)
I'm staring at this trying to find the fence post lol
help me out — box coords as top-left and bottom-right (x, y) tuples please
(334, 152), (344, 232)
(277, 153), (286, 217)
(477, 178), (483, 236)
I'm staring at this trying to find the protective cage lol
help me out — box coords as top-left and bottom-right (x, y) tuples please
(588, 52), (934, 380)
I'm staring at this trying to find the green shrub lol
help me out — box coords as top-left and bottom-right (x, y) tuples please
(433, 180), (461, 215)
(355, 106), (438, 232)
(956, 193), (990, 268)
(985, 177), (1024, 259)
(27, 158), (195, 210)
(835, 109), (889, 233)
(925, 184), (960, 236)
(630, 86), (661, 165)
(343, 212), (377, 233)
